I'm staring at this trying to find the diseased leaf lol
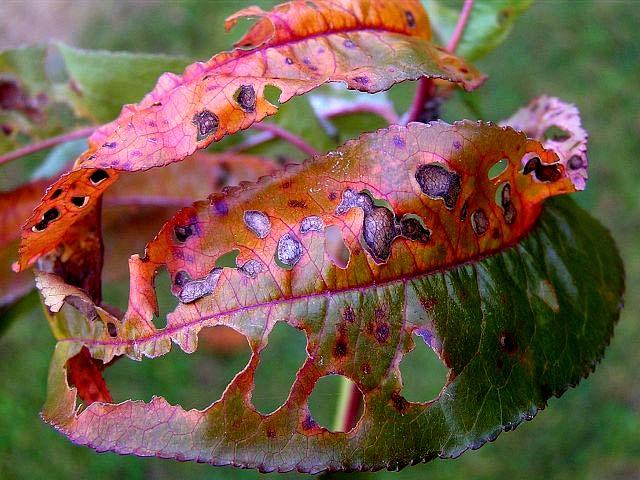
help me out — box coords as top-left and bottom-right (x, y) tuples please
(423, 0), (532, 61)
(16, 0), (486, 271)
(36, 120), (622, 472)
(0, 153), (279, 311)
(501, 95), (588, 190)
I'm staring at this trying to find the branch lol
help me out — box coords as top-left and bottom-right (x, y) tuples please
(252, 122), (320, 157)
(405, 0), (475, 124)
(323, 103), (399, 125)
(0, 126), (96, 167)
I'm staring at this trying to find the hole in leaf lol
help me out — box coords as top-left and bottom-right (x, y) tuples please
(103, 326), (251, 410)
(252, 322), (307, 414)
(543, 125), (570, 142)
(324, 225), (350, 268)
(308, 375), (363, 432)
(215, 249), (239, 268)
(488, 158), (508, 179)
(399, 333), (448, 403)
(153, 267), (178, 329)
(263, 85), (282, 105)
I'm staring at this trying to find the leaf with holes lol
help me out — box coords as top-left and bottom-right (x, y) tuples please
(0, 152), (279, 313)
(37, 120), (623, 472)
(15, 0), (486, 271)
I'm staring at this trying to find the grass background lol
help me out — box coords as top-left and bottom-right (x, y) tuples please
(1, 1), (638, 478)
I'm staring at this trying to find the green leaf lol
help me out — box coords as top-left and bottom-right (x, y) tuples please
(57, 43), (191, 123)
(423, 0), (533, 60)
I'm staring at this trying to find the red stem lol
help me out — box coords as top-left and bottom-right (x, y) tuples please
(405, 0), (475, 124)
(0, 126), (96, 167)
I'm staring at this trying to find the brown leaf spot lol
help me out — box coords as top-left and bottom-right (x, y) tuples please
(266, 427), (276, 438)
(333, 337), (348, 358)
(400, 216), (431, 243)
(405, 10), (416, 28)
(276, 233), (303, 268)
(391, 391), (409, 413)
(523, 156), (562, 182)
(374, 322), (390, 343)
(174, 224), (193, 243)
(361, 362), (371, 375)
(43, 208), (59, 222)
(174, 270), (191, 287)
(50, 188), (63, 200)
(287, 199), (307, 209)
(192, 110), (219, 141)
(343, 305), (355, 323)
(471, 209), (489, 236)
(415, 164), (461, 209)
(499, 331), (518, 355)
(235, 85), (256, 113)
(106, 322), (117, 337)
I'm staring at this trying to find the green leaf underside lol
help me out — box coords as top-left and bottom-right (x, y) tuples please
(43, 196), (623, 473)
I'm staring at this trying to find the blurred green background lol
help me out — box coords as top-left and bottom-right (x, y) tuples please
(1, 1), (638, 479)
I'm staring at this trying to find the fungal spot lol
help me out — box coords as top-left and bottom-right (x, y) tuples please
(239, 259), (263, 278)
(362, 204), (398, 262)
(192, 110), (219, 141)
(302, 415), (316, 430)
(308, 376), (363, 432)
(400, 215), (431, 243)
(488, 158), (509, 179)
(102, 142), (117, 149)
(333, 336), (348, 358)
(499, 331), (518, 355)
(287, 199), (307, 208)
(415, 164), (461, 209)
(285, 57), (294, 65)
(352, 76), (369, 85)
(89, 169), (109, 185)
(71, 196), (88, 208)
(343, 39), (355, 48)
(361, 362), (371, 375)
(523, 156), (562, 182)
(50, 188), (63, 200)
(243, 210), (271, 239)
(43, 208), (59, 222)
(299, 215), (324, 234)
(500, 183), (517, 225)
(174, 224), (193, 243)
(275, 232), (303, 268)
(213, 199), (228, 215)
(374, 322), (390, 343)
(453, 140), (462, 150)
(235, 84), (256, 112)
(471, 209), (489, 236)
(106, 322), (117, 337)
(178, 268), (222, 304)
(174, 270), (191, 287)
(343, 305), (355, 323)
(324, 225), (350, 268)
(460, 199), (468, 221)
(568, 155), (583, 170)
(266, 427), (276, 439)
(405, 10), (416, 27)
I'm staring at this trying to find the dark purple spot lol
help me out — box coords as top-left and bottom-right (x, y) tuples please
(174, 270), (191, 287)
(353, 76), (369, 85)
(400, 216), (431, 243)
(285, 57), (294, 65)
(1, 124), (13, 135)
(405, 10), (416, 28)
(106, 322), (117, 337)
(415, 164), (462, 209)
(89, 169), (109, 185)
(343, 305), (355, 323)
(71, 196), (88, 208)
(453, 140), (462, 150)
(460, 198), (468, 221)
(235, 84), (256, 113)
(333, 337), (348, 358)
(192, 110), (219, 141)
(361, 362), (371, 375)
(131, 150), (142, 158)
(288, 199), (307, 208)
(174, 225), (193, 243)
(43, 208), (59, 222)
(393, 135), (405, 148)
(499, 331), (518, 355)
(302, 58), (318, 71)
(523, 156), (562, 182)
(328, 191), (338, 201)
(568, 155), (583, 170)
(343, 39), (355, 48)
(302, 415), (317, 430)
(102, 142), (117, 149)
(50, 188), (63, 200)
(266, 427), (276, 438)
(374, 322), (390, 343)
(213, 200), (228, 215)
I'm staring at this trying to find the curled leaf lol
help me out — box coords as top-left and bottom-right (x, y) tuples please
(37, 120), (624, 472)
(16, 0), (486, 271)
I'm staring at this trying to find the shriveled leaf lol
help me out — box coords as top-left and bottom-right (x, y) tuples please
(501, 95), (588, 190)
(16, 0), (486, 271)
(37, 120), (622, 472)
(423, 0), (532, 61)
